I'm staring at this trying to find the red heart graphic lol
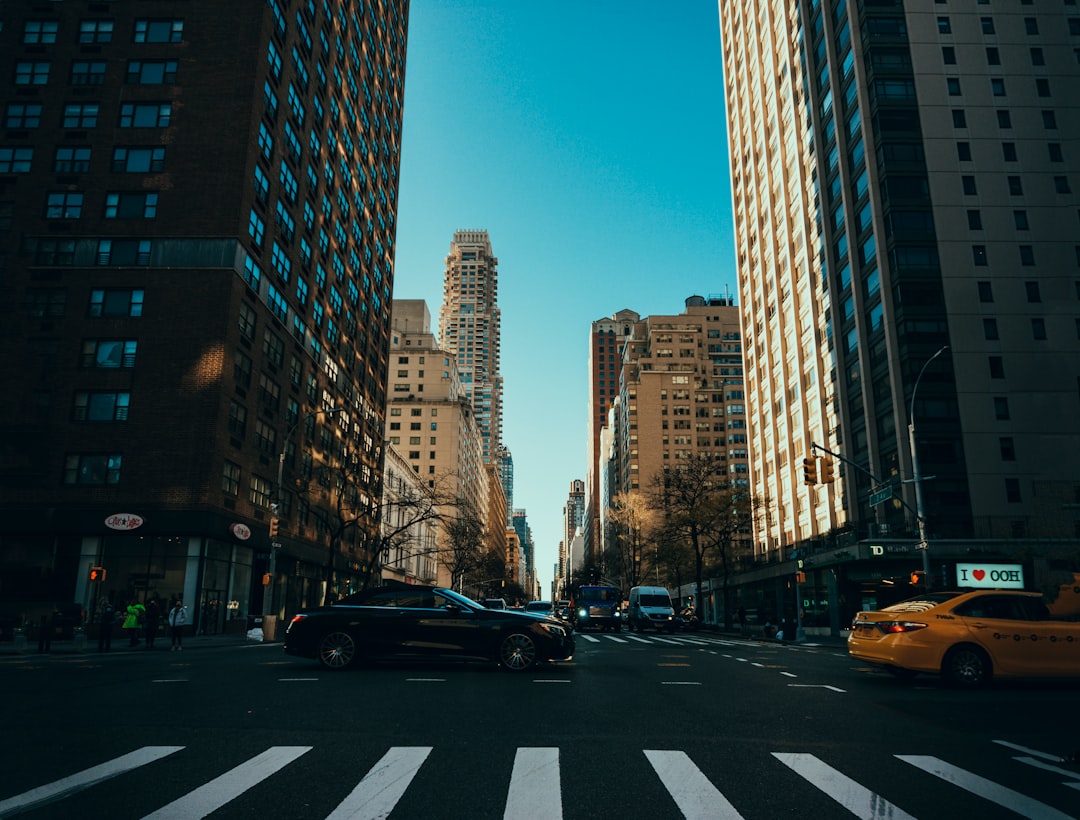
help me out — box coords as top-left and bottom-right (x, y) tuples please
(973, 569), (986, 581)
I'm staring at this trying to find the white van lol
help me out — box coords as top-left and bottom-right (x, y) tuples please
(627, 586), (675, 633)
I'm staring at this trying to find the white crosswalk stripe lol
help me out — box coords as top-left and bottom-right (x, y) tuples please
(142, 746), (312, 819)
(2, 742), (1072, 819)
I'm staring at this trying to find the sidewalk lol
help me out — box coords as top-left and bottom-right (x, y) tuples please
(0, 630), (278, 656)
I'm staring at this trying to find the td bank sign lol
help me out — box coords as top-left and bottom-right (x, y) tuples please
(957, 563), (1024, 589)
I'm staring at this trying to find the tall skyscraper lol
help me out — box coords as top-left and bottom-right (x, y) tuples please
(0, 1), (410, 626)
(583, 310), (639, 566)
(438, 230), (503, 465)
(719, 4), (1079, 560)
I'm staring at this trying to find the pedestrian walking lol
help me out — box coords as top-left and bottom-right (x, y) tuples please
(144, 597), (161, 649)
(168, 599), (187, 651)
(124, 600), (145, 647)
(98, 601), (115, 651)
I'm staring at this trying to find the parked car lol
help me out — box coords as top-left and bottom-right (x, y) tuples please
(284, 586), (574, 672)
(848, 589), (1080, 688)
(627, 586), (675, 633)
(481, 598), (507, 610)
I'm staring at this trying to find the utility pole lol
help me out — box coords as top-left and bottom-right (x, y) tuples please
(908, 346), (948, 592)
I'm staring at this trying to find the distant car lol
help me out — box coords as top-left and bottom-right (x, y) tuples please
(284, 586), (574, 672)
(481, 598), (507, 610)
(627, 586), (674, 633)
(524, 600), (553, 616)
(848, 590), (1080, 688)
(574, 586), (622, 632)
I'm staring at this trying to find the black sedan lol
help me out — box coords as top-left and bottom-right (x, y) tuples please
(283, 585), (574, 672)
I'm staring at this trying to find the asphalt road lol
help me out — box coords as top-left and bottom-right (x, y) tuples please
(1, 632), (1078, 819)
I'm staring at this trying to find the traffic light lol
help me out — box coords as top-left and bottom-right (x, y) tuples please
(802, 457), (818, 485)
(820, 457), (835, 483)
(910, 571), (925, 586)
(269, 516), (279, 537)
(88, 566), (106, 583)
(795, 571), (807, 584)
(262, 573), (272, 586)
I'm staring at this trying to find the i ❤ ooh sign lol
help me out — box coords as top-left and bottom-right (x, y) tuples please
(956, 563), (1024, 589)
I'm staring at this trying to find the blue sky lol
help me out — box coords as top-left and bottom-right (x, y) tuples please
(393, 0), (735, 593)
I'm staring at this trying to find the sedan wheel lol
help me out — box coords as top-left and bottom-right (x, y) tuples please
(499, 632), (538, 672)
(942, 644), (990, 688)
(318, 631), (357, 670)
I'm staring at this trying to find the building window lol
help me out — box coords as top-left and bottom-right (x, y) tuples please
(134, 19), (184, 44)
(956, 142), (972, 161)
(24, 288), (66, 319)
(946, 77), (961, 95)
(79, 20), (114, 44)
(999, 437), (1016, 461)
(15, 62), (51, 86)
(1019, 245), (1035, 266)
(1043, 111), (1058, 130)
(126, 60), (178, 84)
(1031, 318), (1047, 340)
(254, 420), (276, 455)
(54, 147), (91, 173)
(1005, 478), (1021, 503)
(1049, 143), (1064, 163)
(983, 318), (998, 340)
(96, 239), (151, 265)
(1025, 281), (1041, 302)
(228, 401), (247, 438)
(1055, 176), (1071, 194)
(263, 330), (284, 367)
(942, 46), (956, 65)
(986, 47), (1000, 65)
(996, 110), (1011, 128)
(63, 454), (122, 485)
(73, 391), (130, 422)
(1002, 142), (1017, 162)
(6, 103), (43, 128)
(81, 339), (138, 368)
(1013, 211), (1029, 230)
(234, 351), (252, 388)
(249, 475), (273, 509)
(89, 289), (143, 317)
(111, 147), (165, 172)
(951, 110), (966, 128)
(0, 147), (34, 173)
(119, 103), (172, 128)
(22, 21), (59, 44)
(962, 176), (977, 195)
(1036, 78), (1051, 97)
(988, 356), (1004, 379)
(70, 61), (107, 86)
(248, 210), (265, 246)
(980, 17), (995, 34)
(222, 461), (241, 496)
(972, 245), (988, 266)
(238, 303), (256, 341)
(104, 192), (158, 219)
(994, 397), (1010, 420)
(1007, 176), (1023, 196)
(63, 103), (100, 128)
(45, 192), (83, 219)
(967, 210), (982, 230)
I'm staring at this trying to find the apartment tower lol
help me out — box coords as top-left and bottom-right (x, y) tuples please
(0, 1), (410, 627)
(719, 2), (1080, 558)
(438, 230), (504, 466)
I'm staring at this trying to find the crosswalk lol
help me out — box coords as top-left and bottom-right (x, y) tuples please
(1, 741), (1076, 819)
(576, 632), (771, 648)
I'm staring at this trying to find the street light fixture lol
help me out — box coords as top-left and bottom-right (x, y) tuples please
(908, 345), (948, 592)
(264, 405), (341, 617)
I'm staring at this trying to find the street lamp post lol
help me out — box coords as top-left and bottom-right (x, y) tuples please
(265, 406), (340, 617)
(908, 346), (948, 592)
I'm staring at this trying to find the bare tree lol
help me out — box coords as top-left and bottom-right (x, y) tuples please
(647, 453), (759, 626)
(605, 492), (656, 591)
(440, 501), (487, 593)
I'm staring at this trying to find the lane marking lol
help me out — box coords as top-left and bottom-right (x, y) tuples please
(327, 746), (432, 820)
(143, 746), (311, 819)
(780, 672), (798, 678)
(1014, 756), (1080, 781)
(773, 753), (916, 820)
(279, 677), (319, 682)
(151, 679), (189, 683)
(896, 755), (1075, 820)
(0, 746), (184, 818)
(661, 681), (702, 686)
(533, 679), (572, 684)
(602, 635), (628, 644)
(505, 748), (561, 820)
(787, 684), (846, 693)
(644, 750), (744, 819)
(405, 678), (446, 682)
(578, 634), (600, 643)
(623, 635), (653, 643)
(992, 740), (1062, 762)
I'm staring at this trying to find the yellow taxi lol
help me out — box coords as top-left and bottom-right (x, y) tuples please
(848, 590), (1080, 687)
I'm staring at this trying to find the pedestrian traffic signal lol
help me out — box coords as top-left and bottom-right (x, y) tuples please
(910, 570), (925, 586)
(262, 573), (272, 586)
(269, 516), (279, 537)
(820, 457), (835, 483)
(802, 457), (818, 485)
(795, 571), (806, 584)
(89, 566), (106, 583)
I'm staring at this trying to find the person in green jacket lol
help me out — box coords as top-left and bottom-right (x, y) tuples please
(123, 600), (145, 647)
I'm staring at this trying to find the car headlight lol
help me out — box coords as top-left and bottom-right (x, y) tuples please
(540, 622), (567, 638)
(578, 608), (587, 618)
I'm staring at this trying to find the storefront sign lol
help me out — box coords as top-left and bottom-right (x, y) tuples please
(104, 513), (144, 531)
(229, 523), (252, 541)
(957, 563), (1024, 589)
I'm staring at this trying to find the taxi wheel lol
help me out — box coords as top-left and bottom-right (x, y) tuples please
(942, 644), (991, 688)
